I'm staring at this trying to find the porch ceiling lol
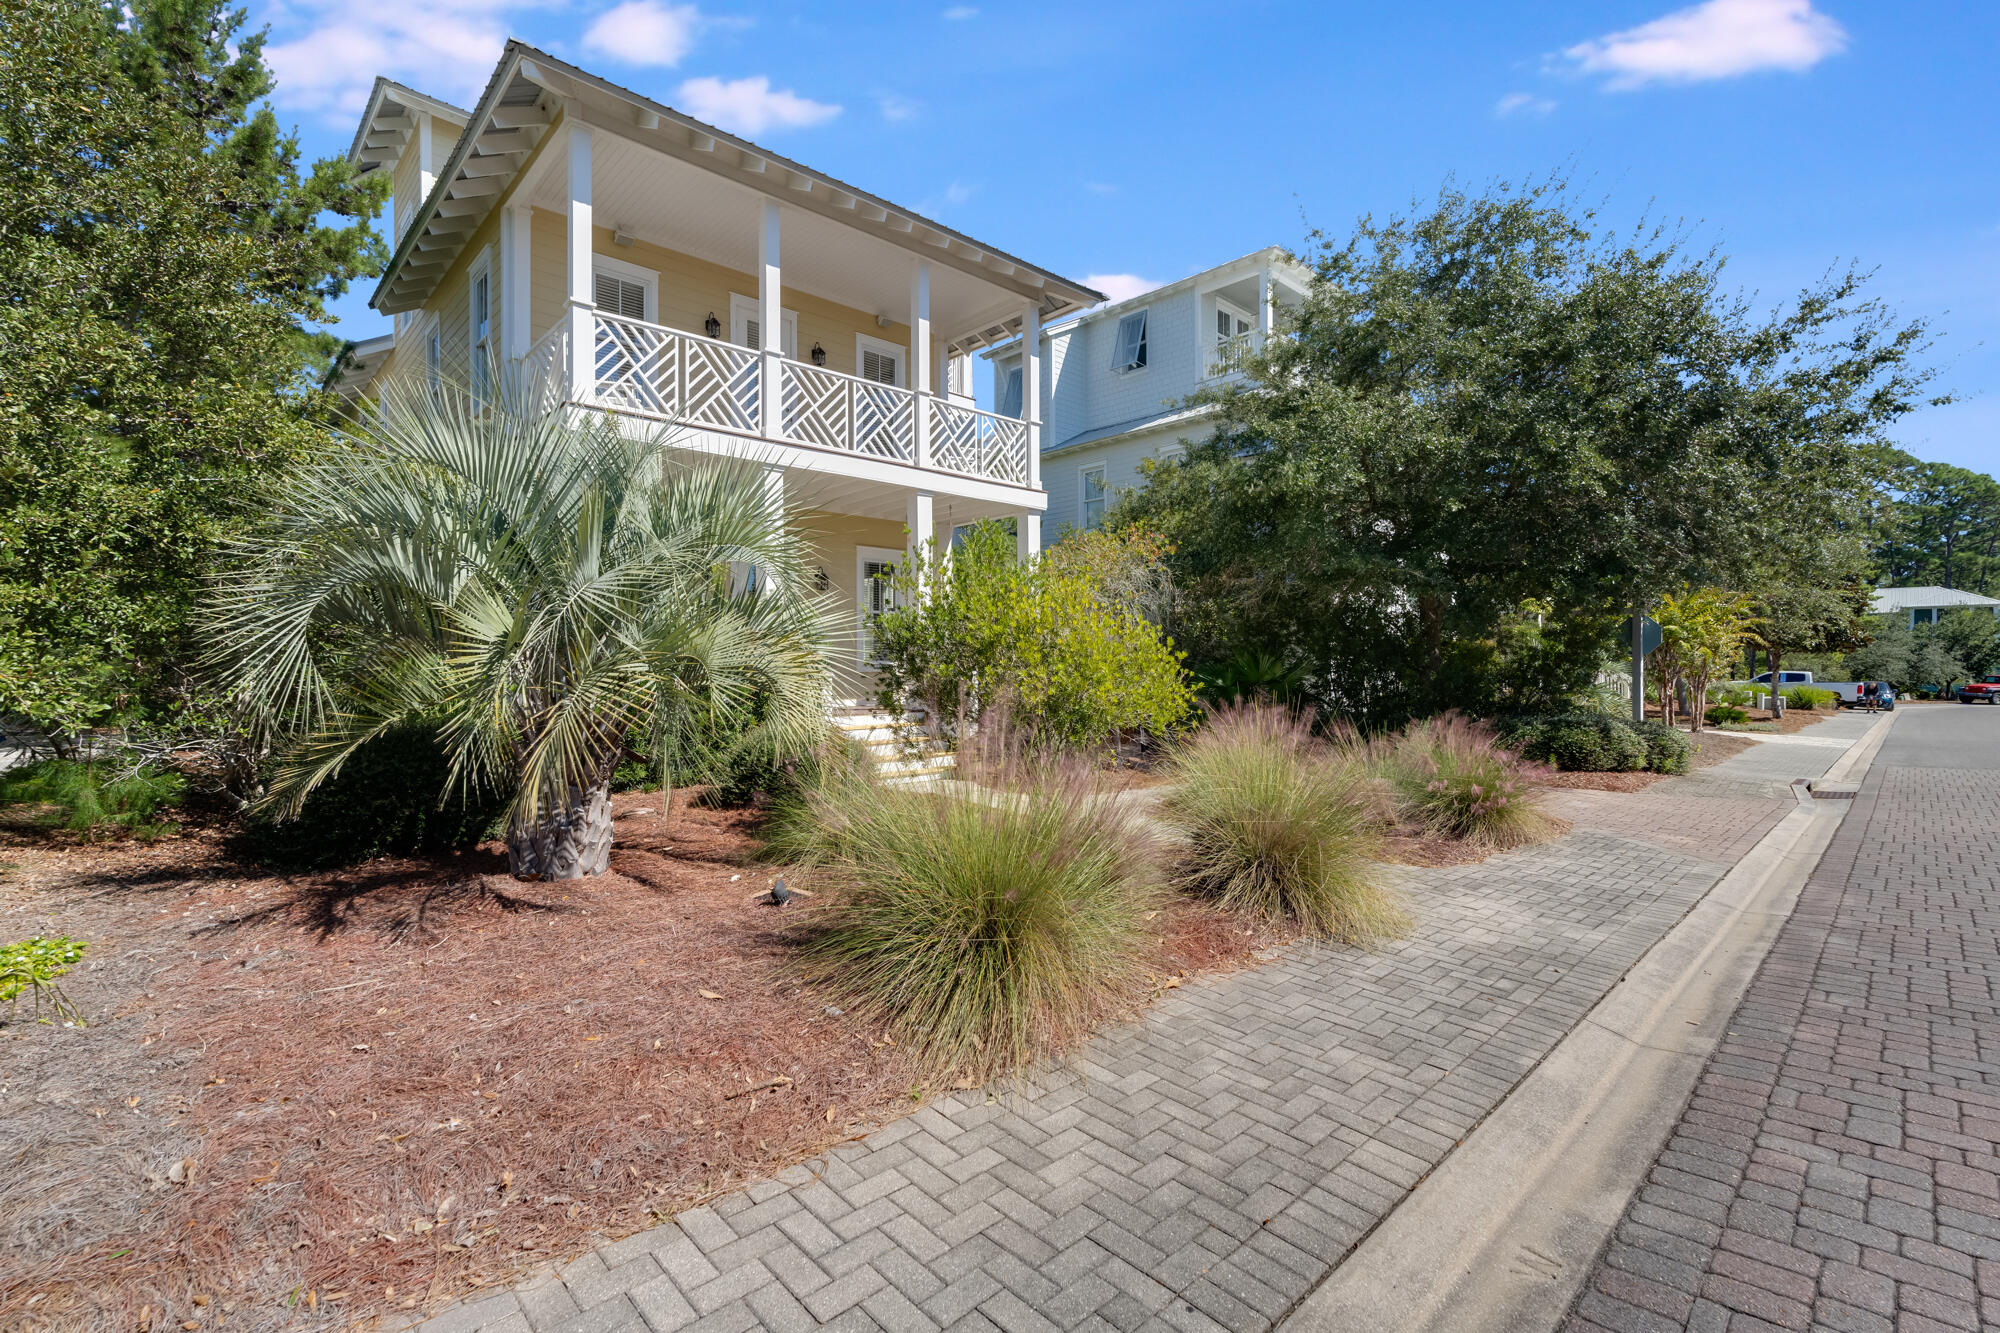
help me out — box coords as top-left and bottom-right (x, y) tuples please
(532, 134), (1043, 355)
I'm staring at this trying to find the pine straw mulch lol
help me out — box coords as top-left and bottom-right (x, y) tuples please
(0, 790), (1265, 1333)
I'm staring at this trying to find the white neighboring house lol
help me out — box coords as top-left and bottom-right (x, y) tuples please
(1870, 585), (2000, 628)
(988, 248), (1311, 539)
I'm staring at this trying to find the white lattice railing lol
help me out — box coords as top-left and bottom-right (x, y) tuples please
(592, 312), (760, 434)
(531, 313), (1031, 488)
(929, 398), (1030, 484)
(779, 360), (917, 465)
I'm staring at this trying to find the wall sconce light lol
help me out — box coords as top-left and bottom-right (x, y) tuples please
(703, 311), (721, 339)
(809, 342), (826, 366)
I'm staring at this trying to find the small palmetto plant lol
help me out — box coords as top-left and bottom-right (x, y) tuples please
(202, 380), (841, 878)
(1382, 712), (1555, 849)
(1160, 703), (1403, 944)
(791, 748), (1162, 1082)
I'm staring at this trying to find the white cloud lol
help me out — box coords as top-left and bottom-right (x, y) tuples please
(878, 93), (919, 123)
(942, 6), (978, 19)
(1083, 181), (1118, 196)
(1495, 92), (1557, 117)
(262, 0), (533, 121)
(1084, 273), (1162, 304)
(674, 75), (840, 136)
(943, 182), (975, 206)
(1563, 0), (1847, 89)
(583, 1), (701, 67)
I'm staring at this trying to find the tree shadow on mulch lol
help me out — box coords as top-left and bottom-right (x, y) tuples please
(195, 859), (575, 943)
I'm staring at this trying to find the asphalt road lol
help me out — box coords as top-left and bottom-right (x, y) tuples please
(1874, 698), (2000, 769)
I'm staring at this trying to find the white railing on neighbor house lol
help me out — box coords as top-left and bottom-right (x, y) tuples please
(528, 311), (1032, 488)
(525, 322), (569, 418)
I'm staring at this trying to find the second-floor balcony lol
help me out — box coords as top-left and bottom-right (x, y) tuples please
(366, 42), (1103, 514)
(529, 312), (1033, 487)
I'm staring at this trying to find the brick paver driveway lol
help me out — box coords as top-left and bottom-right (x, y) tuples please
(416, 717), (1877, 1333)
(1569, 704), (2000, 1333)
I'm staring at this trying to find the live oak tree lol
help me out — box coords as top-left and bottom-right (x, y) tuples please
(1115, 178), (1938, 726)
(0, 0), (387, 739)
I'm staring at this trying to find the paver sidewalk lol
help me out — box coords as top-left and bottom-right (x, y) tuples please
(420, 718), (1877, 1333)
(1568, 706), (2000, 1333)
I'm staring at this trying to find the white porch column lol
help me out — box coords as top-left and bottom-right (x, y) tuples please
(910, 259), (932, 469)
(758, 200), (782, 439)
(501, 202), (531, 362)
(565, 123), (595, 403)
(1257, 267), (1274, 346)
(415, 113), (435, 230)
(906, 491), (935, 602)
(1021, 303), (1042, 492)
(1016, 513), (1041, 563)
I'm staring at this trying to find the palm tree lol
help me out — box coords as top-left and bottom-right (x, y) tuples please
(203, 382), (840, 878)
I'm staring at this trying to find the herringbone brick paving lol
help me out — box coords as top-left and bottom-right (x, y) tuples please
(419, 725), (1869, 1333)
(1568, 718), (2000, 1333)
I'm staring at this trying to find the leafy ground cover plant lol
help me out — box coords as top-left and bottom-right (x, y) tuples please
(1635, 720), (1693, 775)
(789, 752), (1162, 1081)
(1380, 713), (1556, 849)
(0, 935), (87, 1025)
(1784, 685), (1839, 711)
(1499, 713), (1650, 773)
(0, 758), (183, 839)
(1159, 704), (1402, 943)
(1705, 703), (1751, 727)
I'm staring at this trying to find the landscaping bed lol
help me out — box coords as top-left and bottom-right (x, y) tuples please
(0, 791), (1267, 1331)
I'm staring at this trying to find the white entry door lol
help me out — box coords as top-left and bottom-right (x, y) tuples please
(856, 546), (902, 666)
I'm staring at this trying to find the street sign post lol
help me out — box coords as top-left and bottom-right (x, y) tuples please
(1628, 613), (1661, 723)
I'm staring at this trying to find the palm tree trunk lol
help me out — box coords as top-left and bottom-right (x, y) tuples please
(507, 779), (616, 879)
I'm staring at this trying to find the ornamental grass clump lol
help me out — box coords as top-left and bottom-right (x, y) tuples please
(791, 753), (1162, 1082)
(1160, 704), (1402, 944)
(0, 759), (183, 840)
(1384, 713), (1556, 850)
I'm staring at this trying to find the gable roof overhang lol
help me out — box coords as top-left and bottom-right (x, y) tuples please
(370, 42), (1103, 331)
(346, 77), (470, 178)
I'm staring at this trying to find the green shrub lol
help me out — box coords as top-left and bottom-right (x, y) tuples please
(1500, 713), (1646, 773)
(1714, 684), (1756, 708)
(238, 725), (510, 869)
(1635, 720), (1692, 775)
(0, 935), (87, 1025)
(616, 704), (844, 807)
(0, 759), (183, 839)
(1160, 704), (1402, 942)
(792, 752), (1161, 1081)
(871, 520), (1196, 749)
(1705, 703), (1750, 727)
(1784, 685), (1838, 711)
(1380, 713), (1555, 847)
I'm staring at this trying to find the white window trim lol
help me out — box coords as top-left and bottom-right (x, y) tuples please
(1080, 463), (1108, 531)
(594, 254), (659, 323)
(855, 545), (904, 667)
(728, 292), (798, 357)
(854, 332), (907, 387)
(423, 314), (443, 390)
(1109, 308), (1149, 374)
(467, 247), (493, 400)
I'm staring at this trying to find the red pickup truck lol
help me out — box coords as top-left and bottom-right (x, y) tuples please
(1959, 676), (2000, 704)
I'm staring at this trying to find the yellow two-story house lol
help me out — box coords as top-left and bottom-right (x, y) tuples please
(334, 41), (1100, 688)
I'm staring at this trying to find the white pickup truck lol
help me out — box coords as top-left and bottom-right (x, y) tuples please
(1819, 681), (1896, 710)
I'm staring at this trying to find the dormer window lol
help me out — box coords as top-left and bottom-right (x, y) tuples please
(1110, 310), (1148, 372)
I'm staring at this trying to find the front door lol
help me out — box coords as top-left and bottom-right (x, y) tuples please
(856, 546), (902, 667)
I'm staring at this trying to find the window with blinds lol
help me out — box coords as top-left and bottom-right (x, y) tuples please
(594, 272), (647, 320)
(860, 348), (899, 385)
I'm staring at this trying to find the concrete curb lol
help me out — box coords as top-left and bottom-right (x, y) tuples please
(1277, 710), (1899, 1333)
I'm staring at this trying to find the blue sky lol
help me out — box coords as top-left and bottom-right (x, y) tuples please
(262, 0), (2000, 473)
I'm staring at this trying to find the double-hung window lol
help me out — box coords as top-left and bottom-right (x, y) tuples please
(1081, 465), (1107, 530)
(468, 253), (492, 407)
(1110, 310), (1148, 372)
(425, 322), (442, 393)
